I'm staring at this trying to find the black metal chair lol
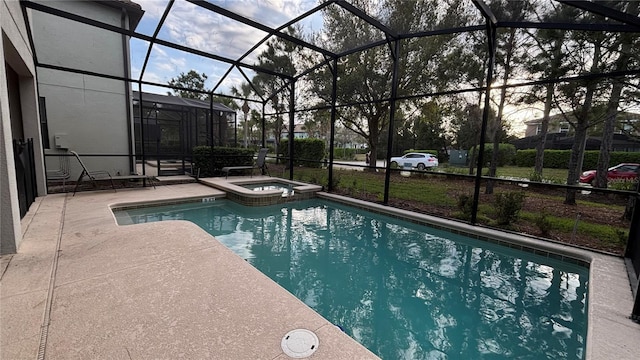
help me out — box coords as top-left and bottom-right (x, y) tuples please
(221, 148), (270, 179)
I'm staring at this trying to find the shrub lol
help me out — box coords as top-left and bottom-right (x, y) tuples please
(494, 191), (526, 225)
(534, 211), (553, 237)
(280, 138), (326, 168)
(332, 147), (356, 160)
(515, 150), (640, 170)
(456, 194), (474, 221)
(331, 174), (341, 189)
(403, 149), (439, 155)
(192, 146), (254, 177)
(609, 178), (639, 191)
(469, 143), (516, 167)
(528, 170), (543, 182)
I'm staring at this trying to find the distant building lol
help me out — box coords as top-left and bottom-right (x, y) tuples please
(515, 111), (640, 152)
(523, 112), (640, 137)
(512, 133), (640, 152)
(293, 124), (308, 139)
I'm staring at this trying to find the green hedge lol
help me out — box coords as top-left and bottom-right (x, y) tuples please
(403, 149), (439, 155)
(192, 146), (255, 177)
(515, 150), (640, 169)
(280, 138), (326, 168)
(470, 143), (517, 167)
(333, 147), (359, 160)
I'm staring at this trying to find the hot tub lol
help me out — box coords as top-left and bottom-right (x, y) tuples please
(199, 177), (322, 206)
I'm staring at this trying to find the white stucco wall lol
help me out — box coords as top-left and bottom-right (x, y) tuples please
(1, 0), (44, 254)
(31, 0), (132, 177)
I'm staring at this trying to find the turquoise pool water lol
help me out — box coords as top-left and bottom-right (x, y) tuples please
(115, 199), (588, 359)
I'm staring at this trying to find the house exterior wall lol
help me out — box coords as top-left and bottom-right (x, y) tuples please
(1, 0), (45, 253)
(524, 120), (569, 137)
(31, 0), (133, 178)
(524, 114), (640, 138)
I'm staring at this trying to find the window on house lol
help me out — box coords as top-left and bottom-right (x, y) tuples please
(39, 97), (50, 148)
(559, 122), (570, 133)
(535, 125), (542, 135)
(620, 120), (638, 134)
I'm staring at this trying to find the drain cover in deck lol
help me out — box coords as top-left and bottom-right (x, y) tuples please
(281, 329), (319, 358)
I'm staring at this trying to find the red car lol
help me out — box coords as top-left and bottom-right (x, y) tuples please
(579, 163), (640, 185)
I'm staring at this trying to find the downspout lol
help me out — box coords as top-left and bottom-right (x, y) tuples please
(121, 8), (134, 174)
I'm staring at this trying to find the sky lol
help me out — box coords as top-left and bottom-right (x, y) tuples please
(131, 0), (322, 97)
(129, 0), (537, 137)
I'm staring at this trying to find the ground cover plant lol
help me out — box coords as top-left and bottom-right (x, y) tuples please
(273, 163), (631, 255)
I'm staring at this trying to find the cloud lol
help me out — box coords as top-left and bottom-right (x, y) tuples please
(135, 0), (322, 60)
(132, 0), (324, 94)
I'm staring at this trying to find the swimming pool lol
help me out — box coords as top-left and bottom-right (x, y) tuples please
(114, 198), (588, 359)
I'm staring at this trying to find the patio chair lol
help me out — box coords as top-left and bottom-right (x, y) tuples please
(46, 150), (71, 188)
(221, 148), (270, 179)
(70, 151), (115, 195)
(70, 151), (158, 195)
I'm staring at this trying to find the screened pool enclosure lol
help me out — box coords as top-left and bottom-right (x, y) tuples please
(23, 0), (640, 320)
(133, 91), (235, 175)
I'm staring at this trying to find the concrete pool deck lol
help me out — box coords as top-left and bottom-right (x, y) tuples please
(1, 182), (639, 359)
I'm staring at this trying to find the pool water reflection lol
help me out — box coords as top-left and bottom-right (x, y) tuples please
(116, 199), (588, 359)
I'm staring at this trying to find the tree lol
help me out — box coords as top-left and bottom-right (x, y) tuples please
(231, 83), (254, 148)
(309, 0), (472, 169)
(394, 101), (448, 153)
(522, 5), (574, 178)
(559, 30), (608, 205)
(249, 29), (302, 159)
(485, 0), (532, 194)
(167, 70), (209, 100)
(594, 1), (639, 188)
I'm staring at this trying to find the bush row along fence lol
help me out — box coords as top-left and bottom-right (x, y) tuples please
(192, 146), (255, 177)
(469, 144), (640, 169)
(280, 138), (326, 168)
(192, 142), (640, 177)
(332, 147), (368, 160)
(192, 140), (327, 176)
(514, 149), (640, 169)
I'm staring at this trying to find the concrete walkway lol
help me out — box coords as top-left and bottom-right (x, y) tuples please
(1, 184), (377, 359)
(2, 182), (639, 359)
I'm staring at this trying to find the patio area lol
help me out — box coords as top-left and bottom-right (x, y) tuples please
(1, 182), (639, 359)
(0, 183), (376, 359)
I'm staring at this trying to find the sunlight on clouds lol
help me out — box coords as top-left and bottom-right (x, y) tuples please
(135, 0), (166, 18)
(156, 0), (268, 60)
(132, 0), (322, 94)
(153, 46), (168, 58)
(156, 62), (174, 72)
(169, 56), (187, 68)
(142, 71), (164, 84)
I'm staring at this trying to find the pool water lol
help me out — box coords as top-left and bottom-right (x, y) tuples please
(241, 182), (294, 197)
(115, 199), (588, 359)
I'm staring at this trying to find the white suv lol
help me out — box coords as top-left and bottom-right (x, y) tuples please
(390, 153), (439, 170)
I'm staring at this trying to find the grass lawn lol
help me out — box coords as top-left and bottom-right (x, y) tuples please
(273, 163), (631, 255)
(437, 165), (569, 183)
